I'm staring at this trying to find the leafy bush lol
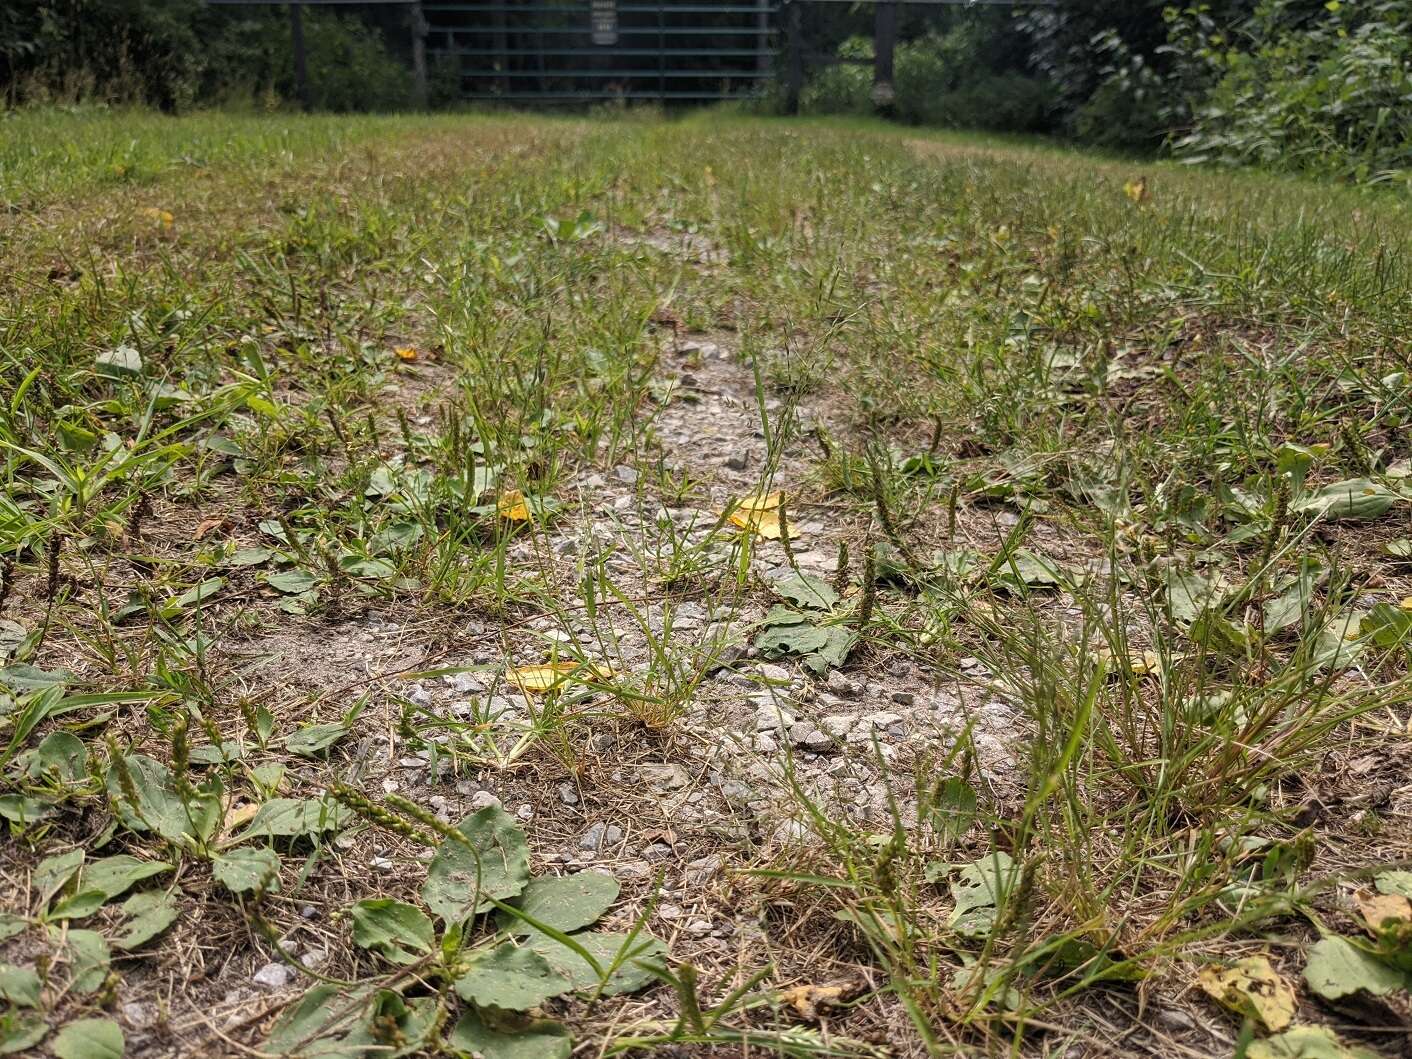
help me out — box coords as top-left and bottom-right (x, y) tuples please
(2, 0), (411, 111)
(1173, 0), (1412, 182)
(800, 29), (1052, 134)
(798, 36), (872, 115)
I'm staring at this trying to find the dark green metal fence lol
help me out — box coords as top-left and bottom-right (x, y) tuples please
(423, 1), (778, 102)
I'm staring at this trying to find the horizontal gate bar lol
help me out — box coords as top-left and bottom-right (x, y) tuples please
(439, 46), (770, 56)
(457, 68), (772, 77)
(425, 3), (777, 10)
(459, 90), (762, 99)
(428, 25), (772, 34)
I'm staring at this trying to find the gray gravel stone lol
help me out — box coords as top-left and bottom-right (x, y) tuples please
(788, 722), (831, 751)
(252, 962), (293, 989)
(579, 822), (624, 851)
(122, 1002), (156, 1029)
(827, 671), (860, 698)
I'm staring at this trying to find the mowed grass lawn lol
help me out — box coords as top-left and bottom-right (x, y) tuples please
(3, 109), (1412, 1058)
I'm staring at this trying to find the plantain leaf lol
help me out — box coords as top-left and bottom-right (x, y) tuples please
(422, 806), (530, 924)
(497, 873), (619, 935)
(524, 929), (667, 996)
(454, 943), (571, 1011)
(447, 1011), (570, 1059)
(111, 891), (180, 951)
(213, 847), (280, 895)
(51, 1018), (123, 1059)
(350, 899), (434, 965)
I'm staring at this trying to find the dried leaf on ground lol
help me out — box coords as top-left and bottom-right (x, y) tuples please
(777, 981), (861, 1021)
(1196, 954), (1296, 1030)
(498, 489), (532, 521)
(1354, 888), (1412, 935)
(726, 491), (793, 540)
(509, 662), (612, 695)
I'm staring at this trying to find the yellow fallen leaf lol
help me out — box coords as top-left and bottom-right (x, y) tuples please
(141, 207), (174, 229)
(394, 346), (418, 362)
(222, 801), (260, 837)
(1355, 888), (1412, 933)
(1196, 955), (1296, 1031)
(497, 489), (531, 522)
(1123, 177), (1149, 205)
(777, 982), (855, 1021)
(1095, 647), (1178, 676)
(509, 662), (612, 695)
(726, 491), (794, 541)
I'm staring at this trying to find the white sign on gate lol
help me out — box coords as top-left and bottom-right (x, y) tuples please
(591, 0), (618, 45)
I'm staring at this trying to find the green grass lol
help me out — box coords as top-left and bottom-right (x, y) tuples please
(2, 108), (1411, 1058)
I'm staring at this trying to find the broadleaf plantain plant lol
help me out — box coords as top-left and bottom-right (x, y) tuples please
(261, 788), (668, 1059)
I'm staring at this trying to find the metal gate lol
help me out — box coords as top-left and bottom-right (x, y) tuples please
(423, 1), (779, 103)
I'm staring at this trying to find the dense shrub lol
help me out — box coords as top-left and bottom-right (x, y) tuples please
(2, 0), (411, 110)
(801, 28), (1051, 135)
(1172, 0), (1412, 182)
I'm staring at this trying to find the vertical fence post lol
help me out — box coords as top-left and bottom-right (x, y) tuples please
(785, 0), (803, 115)
(411, 1), (428, 107)
(757, 0), (770, 74)
(289, 1), (311, 110)
(493, 3), (508, 96)
(872, 0), (897, 116)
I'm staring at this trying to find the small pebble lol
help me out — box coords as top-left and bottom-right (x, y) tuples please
(252, 962), (293, 989)
(470, 791), (501, 812)
(579, 822), (624, 851)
